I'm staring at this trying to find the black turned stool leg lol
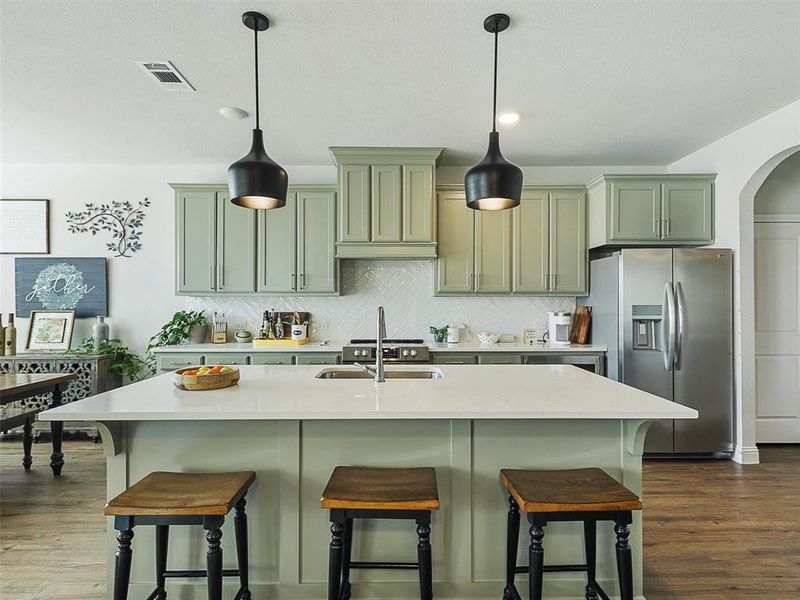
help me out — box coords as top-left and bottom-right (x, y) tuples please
(49, 384), (65, 476)
(22, 417), (33, 470)
(340, 518), (353, 600)
(155, 525), (169, 600)
(328, 517), (345, 600)
(503, 496), (520, 600)
(528, 519), (545, 600)
(614, 512), (634, 600)
(234, 498), (252, 600)
(416, 515), (433, 600)
(206, 527), (223, 600)
(112, 528), (134, 600)
(583, 520), (598, 600)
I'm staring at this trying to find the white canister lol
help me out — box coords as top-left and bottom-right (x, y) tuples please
(447, 323), (465, 344)
(547, 312), (572, 346)
(291, 324), (308, 341)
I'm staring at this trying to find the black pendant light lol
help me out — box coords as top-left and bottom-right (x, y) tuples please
(228, 11), (288, 210)
(465, 13), (523, 211)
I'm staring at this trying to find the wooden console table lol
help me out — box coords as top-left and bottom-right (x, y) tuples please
(0, 373), (77, 475)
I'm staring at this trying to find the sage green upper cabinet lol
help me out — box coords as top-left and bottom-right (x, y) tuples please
(371, 165), (402, 242)
(173, 185), (256, 295)
(610, 180), (661, 241)
(661, 179), (713, 242)
(402, 165), (434, 242)
(330, 147), (443, 258)
(435, 191), (474, 293)
(258, 194), (297, 294)
(475, 210), (512, 293)
(513, 191), (549, 293)
(339, 165), (370, 243)
(297, 189), (337, 293)
(587, 174), (715, 248)
(549, 191), (586, 294)
(258, 186), (338, 295)
(511, 188), (587, 296)
(216, 192), (257, 293)
(176, 189), (216, 294)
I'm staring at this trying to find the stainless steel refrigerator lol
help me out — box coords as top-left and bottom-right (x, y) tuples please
(580, 248), (733, 454)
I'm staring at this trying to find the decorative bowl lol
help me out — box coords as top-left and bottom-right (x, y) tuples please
(477, 332), (500, 345)
(173, 365), (240, 391)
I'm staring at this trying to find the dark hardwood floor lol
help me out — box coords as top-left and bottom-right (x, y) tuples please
(1, 440), (798, 599)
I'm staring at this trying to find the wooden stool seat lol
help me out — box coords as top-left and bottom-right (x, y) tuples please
(500, 467), (642, 513)
(104, 471), (256, 516)
(321, 466), (439, 510)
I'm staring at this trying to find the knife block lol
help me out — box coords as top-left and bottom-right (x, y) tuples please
(212, 326), (227, 344)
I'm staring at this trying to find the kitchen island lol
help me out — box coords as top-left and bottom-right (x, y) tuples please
(40, 364), (694, 600)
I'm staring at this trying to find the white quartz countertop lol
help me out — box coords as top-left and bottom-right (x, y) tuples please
(152, 341), (606, 353)
(40, 365), (694, 422)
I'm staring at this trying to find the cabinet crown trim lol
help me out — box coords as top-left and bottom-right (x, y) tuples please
(330, 146), (444, 165)
(586, 173), (717, 189)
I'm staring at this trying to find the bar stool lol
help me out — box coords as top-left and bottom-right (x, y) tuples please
(104, 471), (256, 600)
(499, 468), (642, 600)
(321, 466), (439, 600)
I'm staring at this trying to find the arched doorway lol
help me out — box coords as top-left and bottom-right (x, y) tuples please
(753, 151), (800, 442)
(738, 145), (800, 453)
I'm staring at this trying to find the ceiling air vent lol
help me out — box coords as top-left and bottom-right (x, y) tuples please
(135, 61), (195, 92)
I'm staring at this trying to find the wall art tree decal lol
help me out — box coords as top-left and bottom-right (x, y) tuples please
(65, 198), (150, 257)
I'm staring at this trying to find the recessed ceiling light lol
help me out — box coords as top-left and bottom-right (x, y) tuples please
(498, 111), (520, 126)
(219, 107), (248, 120)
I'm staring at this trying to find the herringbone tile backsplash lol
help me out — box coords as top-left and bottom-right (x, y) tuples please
(188, 261), (574, 342)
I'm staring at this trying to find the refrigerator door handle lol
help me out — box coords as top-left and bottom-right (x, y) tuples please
(674, 281), (686, 370)
(662, 282), (676, 371)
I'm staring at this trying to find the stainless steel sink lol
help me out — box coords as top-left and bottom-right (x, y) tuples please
(315, 368), (443, 380)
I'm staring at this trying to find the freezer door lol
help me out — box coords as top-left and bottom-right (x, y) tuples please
(620, 249), (675, 452)
(673, 249), (734, 453)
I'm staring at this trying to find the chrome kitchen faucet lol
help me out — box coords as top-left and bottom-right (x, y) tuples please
(354, 306), (387, 383)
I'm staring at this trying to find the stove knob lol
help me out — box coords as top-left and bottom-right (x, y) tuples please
(402, 349), (410, 357)
(353, 349), (362, 357)
(410, 349), (418, 357)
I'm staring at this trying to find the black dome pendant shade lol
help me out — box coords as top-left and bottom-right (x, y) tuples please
(465, 13), (523, 210)
(228, 11), (288, 210)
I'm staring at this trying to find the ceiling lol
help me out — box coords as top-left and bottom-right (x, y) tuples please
(1, 0), (798, 166)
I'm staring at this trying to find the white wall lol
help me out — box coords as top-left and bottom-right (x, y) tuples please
(754, 152), (800, 215)
(0, 162), (652, 357)
(668, 99), (800, 463)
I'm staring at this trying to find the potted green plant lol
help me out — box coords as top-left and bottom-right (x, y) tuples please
(70, 337), (150, 384)
(429, 325), (448, 343)
(146, 310), (208, 371)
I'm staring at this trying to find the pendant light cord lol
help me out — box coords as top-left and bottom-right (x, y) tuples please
(254, 26), (260, 130)
(492, 28), (498, 132)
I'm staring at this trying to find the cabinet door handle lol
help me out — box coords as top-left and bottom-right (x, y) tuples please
(551, 273), (557, 291)
(217, 264), (224, 289)
(468, 273), (474, 290)
(300, 273), (306, 289)
(210, 265), (216, 289)
(656, 218), (662, 239)
(477, 273), (482, 288)
(291, 273), (296, 290)
(664, 218), (671, 237)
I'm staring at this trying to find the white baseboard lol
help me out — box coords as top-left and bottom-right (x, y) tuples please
(733, 445), (760, 464)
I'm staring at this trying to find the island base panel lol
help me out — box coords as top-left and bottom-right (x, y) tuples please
(102, 419), (648, 600)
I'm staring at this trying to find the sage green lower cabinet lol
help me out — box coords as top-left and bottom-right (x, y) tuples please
(175, 189), (217, 294)
(587, 174), (715, 248)
(661, 179), (713, 242)
(513, 191), (549, 293)
(206, 353), (248, 366)
(435, 191), (475, 293)
(475, 210), (512, 293)
(251, 353), (295, 365)
(295, 353), (340, 365)
(549, 191), (587, 294)
(478, 354), (522, 365)
(258, 187), (338, 295)
(430, 353), (478, 364)
(157, 354), (204, 372)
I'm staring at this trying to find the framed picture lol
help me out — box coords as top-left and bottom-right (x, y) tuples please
(15, 257), (108, 318)
(25, 310), (76, 352)
(0, 199), (50, 254)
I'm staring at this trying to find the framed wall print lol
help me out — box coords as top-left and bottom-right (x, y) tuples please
(0, 199), (50, 254)
(15, 257), (108, 318)
(24, 310), (76, 352)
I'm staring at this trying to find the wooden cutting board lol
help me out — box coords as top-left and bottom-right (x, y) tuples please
(569, 306), (592, 345)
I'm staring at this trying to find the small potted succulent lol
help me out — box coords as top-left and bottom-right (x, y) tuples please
(429, 325), (448, 343)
